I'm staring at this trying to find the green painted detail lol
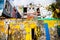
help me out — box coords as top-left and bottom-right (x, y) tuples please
(37, 18), (60, 20)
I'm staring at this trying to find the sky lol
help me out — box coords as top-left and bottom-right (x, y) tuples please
(9, 0), (56, 7)
(0, 0), (4, 9)
(0, 0), (5, 16)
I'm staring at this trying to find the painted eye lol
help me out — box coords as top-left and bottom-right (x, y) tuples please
(6, 22), (7, 23)
(33, 8), (34, 9)
(29, 8), (31, 9)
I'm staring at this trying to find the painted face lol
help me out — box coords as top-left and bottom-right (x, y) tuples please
(27, 6), (35, 13)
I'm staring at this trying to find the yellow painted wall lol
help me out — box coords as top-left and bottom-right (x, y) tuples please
(23, 21), (37, 40)
(58, 20), (60, 25)
(44, 20), (57, 28)
(0, 20), (5, 33)
(9, 20), (37, 40)
(0, 19), (38, 40)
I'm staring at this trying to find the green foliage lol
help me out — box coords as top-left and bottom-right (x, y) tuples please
(48, 2), (60, 18)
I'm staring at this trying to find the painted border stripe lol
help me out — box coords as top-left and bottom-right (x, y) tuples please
(44, 23), (50, 40)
